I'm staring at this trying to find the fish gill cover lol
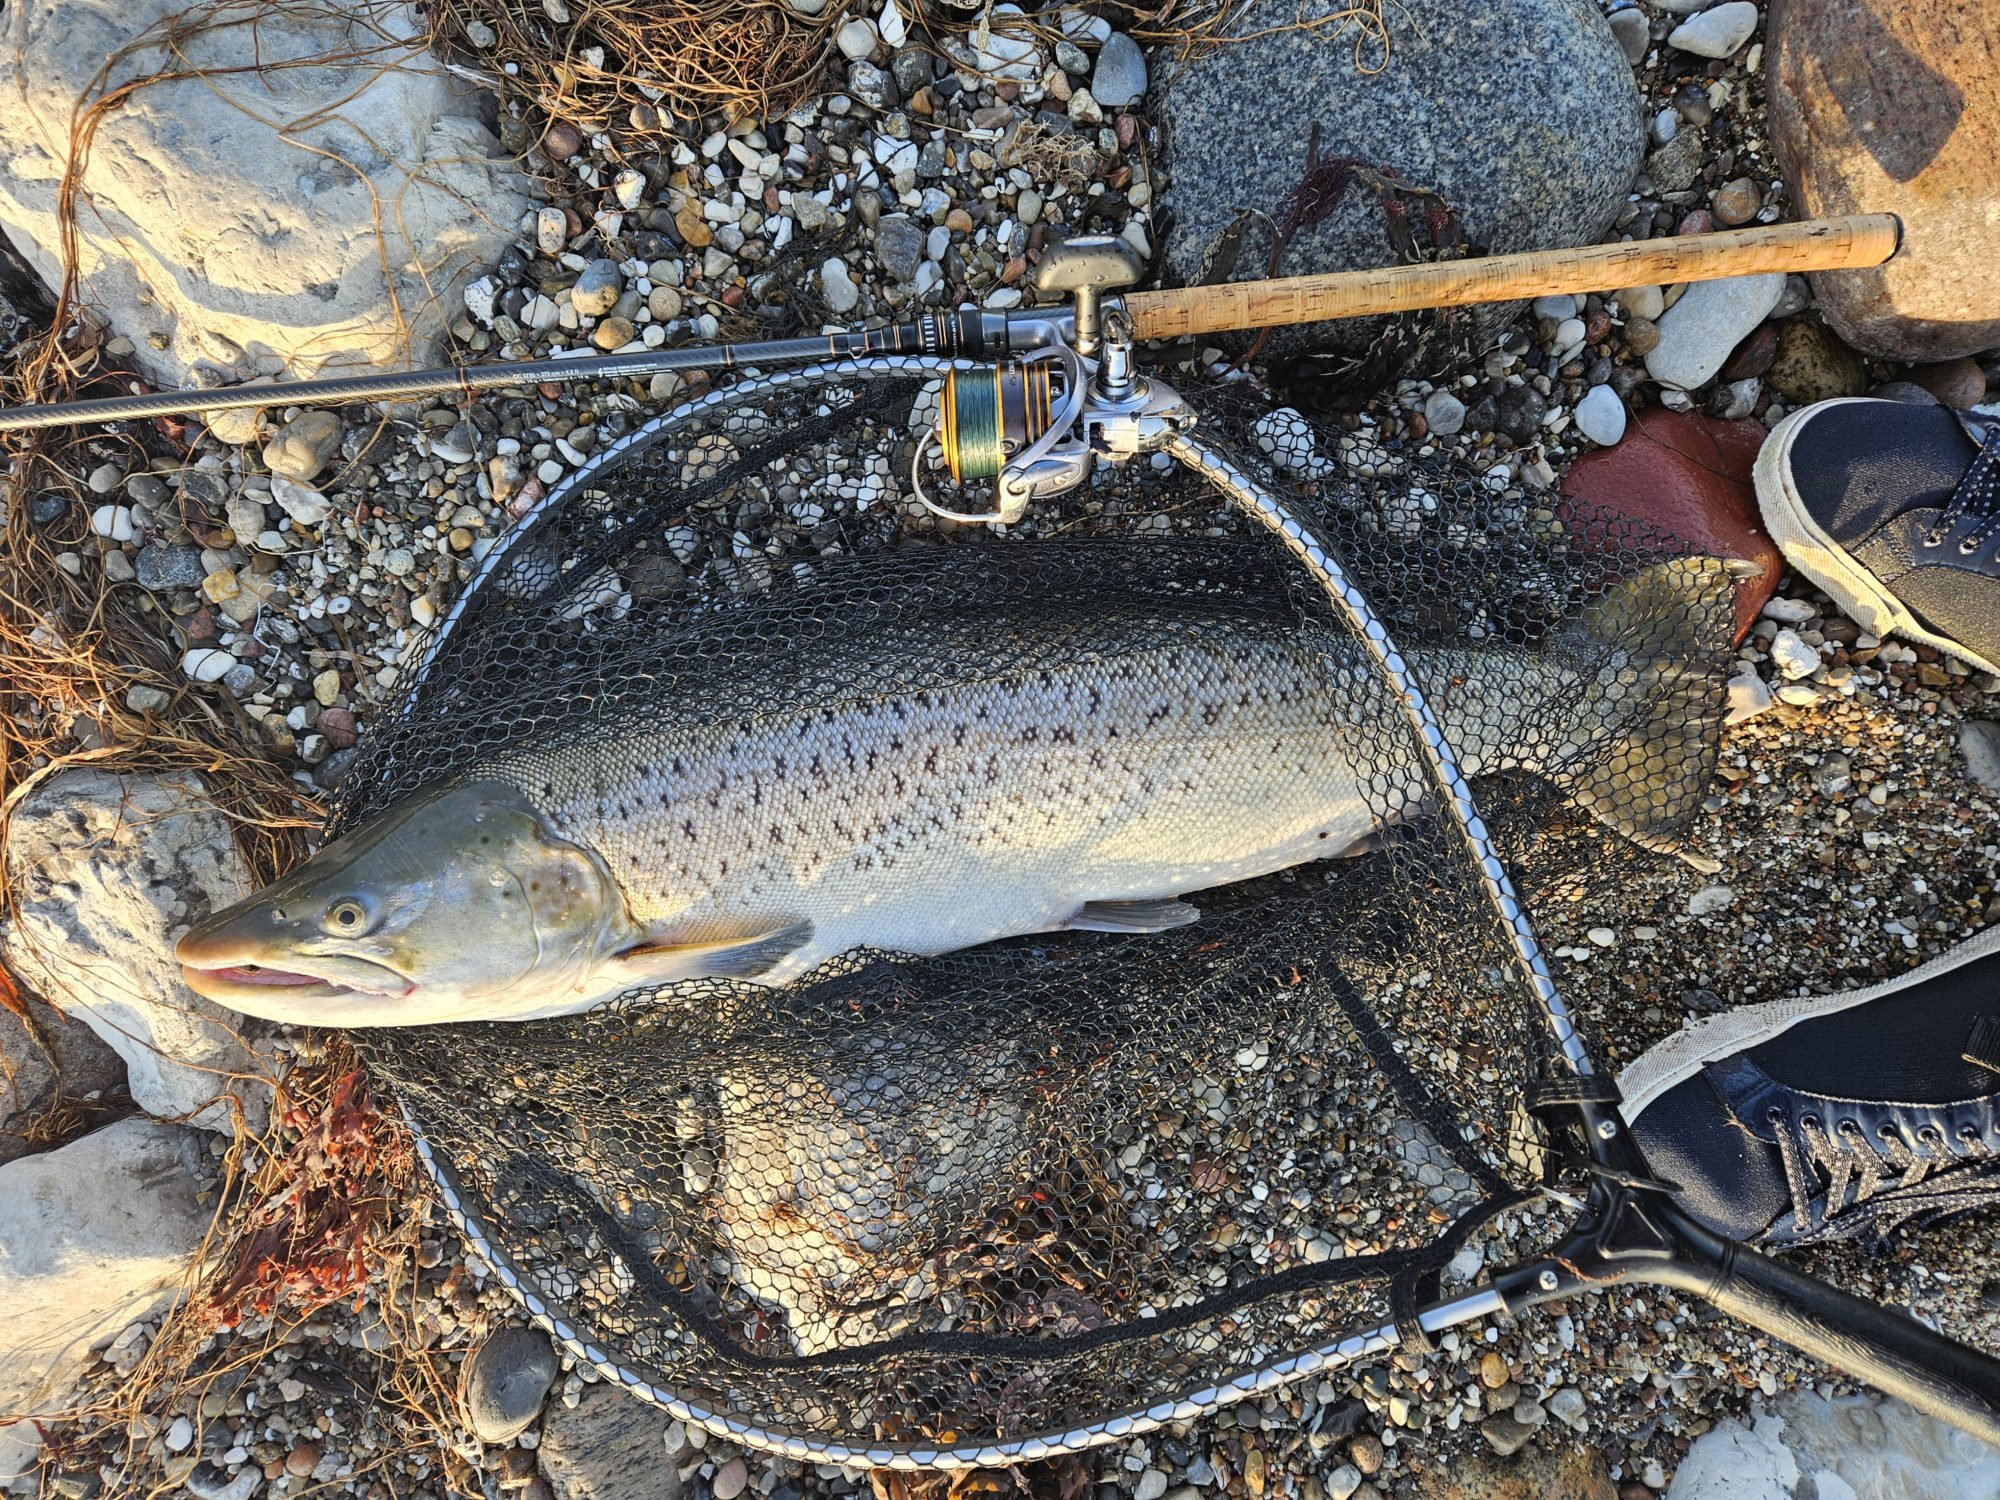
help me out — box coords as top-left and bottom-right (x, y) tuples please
(334, 367), (1736, 1459)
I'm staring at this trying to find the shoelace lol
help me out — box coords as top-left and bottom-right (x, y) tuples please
(1922, 424), (2000, 555)
(1766, 1101), (2000, 1247)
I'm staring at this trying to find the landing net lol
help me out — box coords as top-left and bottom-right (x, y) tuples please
(339, 360), (1737, 1463)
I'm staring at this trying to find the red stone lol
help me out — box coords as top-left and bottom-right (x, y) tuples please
(317, 708), (358, 749)
(1557, 407), (1780, 642)
(1676, 209), (1715, 235)
(1721, 322), (1779, 380)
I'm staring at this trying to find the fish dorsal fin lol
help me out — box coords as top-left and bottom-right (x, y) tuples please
(614, 920), (815, 983)
(1064, 898), (1201, 934)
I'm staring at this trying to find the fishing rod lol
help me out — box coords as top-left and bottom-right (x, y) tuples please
(0, 213), (1898, 439)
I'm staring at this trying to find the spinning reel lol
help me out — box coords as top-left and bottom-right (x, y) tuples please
(912, 238), (1196, 525)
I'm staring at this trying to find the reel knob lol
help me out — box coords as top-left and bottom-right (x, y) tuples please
(1032, 237), (1146, 355)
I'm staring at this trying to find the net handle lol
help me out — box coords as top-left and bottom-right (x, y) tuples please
(1166, 433), (1593, 1077)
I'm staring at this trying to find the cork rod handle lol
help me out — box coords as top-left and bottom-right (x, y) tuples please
(1121, 214), (1901, 342)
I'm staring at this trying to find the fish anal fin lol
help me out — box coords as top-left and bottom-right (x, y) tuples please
(615, 920), (815, 983)
(1065, 898), (1200, 934)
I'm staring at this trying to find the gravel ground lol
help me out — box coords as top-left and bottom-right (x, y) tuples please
(13, 0), (2000, 1496)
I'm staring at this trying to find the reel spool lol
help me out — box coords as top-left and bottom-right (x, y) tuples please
(939, 360), (1059, 482)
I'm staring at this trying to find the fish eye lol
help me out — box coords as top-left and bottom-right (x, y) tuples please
(324, 899), (371, 935)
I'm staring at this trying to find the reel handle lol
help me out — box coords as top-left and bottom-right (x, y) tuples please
(1122, 213), (1901, 341)
(1032, 236), (1147, 354)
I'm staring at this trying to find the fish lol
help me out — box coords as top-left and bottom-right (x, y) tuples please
(176, 550), (1739, 1026)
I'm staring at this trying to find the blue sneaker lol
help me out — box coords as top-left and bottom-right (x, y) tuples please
(1754, 397), (2000, 676)
(1621, 928), (2000, 1247)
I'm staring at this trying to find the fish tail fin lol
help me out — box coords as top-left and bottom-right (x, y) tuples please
(1547, 556), (1745, 869)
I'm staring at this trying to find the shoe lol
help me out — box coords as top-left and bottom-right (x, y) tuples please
(1754, 396), (2000, 677)
(1620, 927), (2000, 1247)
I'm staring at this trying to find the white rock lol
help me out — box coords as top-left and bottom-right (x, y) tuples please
(1687, 884), (1735, 916)
(1725, 670), (1774, 724)
(179, 648), (236, 683)
(1667, 1394), (2000, 1500)
(1553, 315), (1587, 353)
(1573, 384), (1627, 446)
(0, 1118), (209, 1481)
(0, 0), (533, 387)
(1645, 272), (1784, 389)
(270, 474), (332, 527)
(967, 4), (1042, 80)
(537, 206), (569, 256)
(836, 18), (878, 58)
(1769, 627), (1820, 679)
(1667, 1), (1758, 59)
(463, 274), (499, 327)
(612, 168), (645, 211)
(1959, 721), (2000, 790)
(1252, 407), (1334, 478)
(89, 503), (136, 541)
(1761, 595), (1817, 623)
(821, 257), (860, 315)
(879, 1), (908, 46)
(1, 770), (274, 1129)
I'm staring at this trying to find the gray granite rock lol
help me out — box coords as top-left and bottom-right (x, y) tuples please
(1645, 273), (1784, 389)
(874, 214), (925, 283)
(1092, 31), (1148, 108)
(1159, 0), (1641, 359)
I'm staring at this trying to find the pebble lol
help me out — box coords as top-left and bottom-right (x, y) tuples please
(462, 1327), (560, 1443)
(1573, 384), (1627, 446)
(1134, 1470), (1168, 1500)
(1624, 317), (1662, 356)
(165, 1416), (194, 1453)
(1608, 6), (1650, 63)
(1726, 670), (1775, 723)
(1769, 627), (1820, 679)
(262, 410), (344, 483)
(837, 18), (877, 57)
(126, 683), (171, 714)
(1668, 0), (1757, 56)
(1548, 1387), (1588, 1431)
(613, 169), (645, 210)
(181, 648), (236, 683)
(1910, 357), (1989, 409)
(1481, 1413), (1536, 1457)
(89, 503), (136, 541)
(1093, 31), (1148, 108)
(536, 207), (568, 255)
(1423, 390), (1466, 437)
(1960, 722), (2000, 791)
(821, 257), (860, 314)
(1478, 1352), (1511, 1389)
(1688, 883), (1735, 916)
(286, 1442), (320, 1478)
(88, 461), (124, 494)
(592, 316), (636, 351)
(571, 259), (622, 316)
(712, 1456), (749, 1500)
(1645, 273), (1785, 389)
(1712, 176), (1761, 226)
(270, 475), (331, 527)
(1618, 284), (1665, 320)
(875, 214), (925, 282)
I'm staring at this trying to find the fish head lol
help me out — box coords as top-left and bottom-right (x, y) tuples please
(176, 780), (628, 1026)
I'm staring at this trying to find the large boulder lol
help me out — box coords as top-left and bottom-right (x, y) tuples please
(0, 1118), (210, 1481)
(0, 0), (535, 388)
(1767, 0), (2000, 361)
(1665, 1391), (2000, 1498)
(0, 1000), (128, 1165)
(1158, 0), (1642, 360)
(2, 769), (275, 1131)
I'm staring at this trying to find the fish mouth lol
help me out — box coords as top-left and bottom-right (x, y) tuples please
(179, 956), (413, 1013)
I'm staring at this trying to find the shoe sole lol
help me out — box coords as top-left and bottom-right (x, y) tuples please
(1753, 398), (2000, 678)
(1618, 924), (2000, 1119)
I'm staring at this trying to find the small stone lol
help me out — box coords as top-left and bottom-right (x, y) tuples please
(1722, 322), (1780, 380)
(1623, 316), (1661, 356)
(1960, 722), (2000, 790)
(1769, 627), (1820, 679)
(1481, 1414), (1535, 1457)
(270, 475), (330, 527)
(648, 285), (684, 322)
(875, 214), (925, 283)
(285, 1443), (319, 1478)
(712, 1456), (749, 1500)
(837, 17), (877, 58)
(1618, 284), (1666, 320)
(1512, 1398), (1547, 1429)
(1134, 1471), (1168, 1500)
(613, 168), (646, 211)
(1092, 31), (1148, 107)
(262, 410), (343, 483)
(1766, 318), (1870, 402)
(536, 207), (568, 256)
(165, 1417), (194, 1453)
(126, 684), (172, 714)
(674, 202), (713, 248)
(1909, 357), (1988, 410)
(313, 668), (342, 706)
(1491, 383), (1547, 444)
(1547, 1387), (1588, 1431)
(1668, 0), (1757, 58)
(462, 1327), (559, 1443)
(1478, 1352), (1511, 1389)
(1688, 883), (1735, 916)
(821, 257), (859, 314)
(593, 316), (636, 351)
(1348, 1432), (1384, 1474)
(200, 568), (239, 605)
(1423, 390), (1466, 437)
(181, 648), (236, 683)
(1573, 384), (1627, 446)
(1712, 177), (1760, 226)
(571, 259), (622, 316)
(1726, 671), (1774, 724)
(1608, 7), (1650, 63)
(1646, 273), (1786, 389)
(1647, 132), (1704, 194)
(135, 543), (205, 591)
(88, 461), (124, 494)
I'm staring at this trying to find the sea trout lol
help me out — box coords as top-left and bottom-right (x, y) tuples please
(178, 551), (1737, 1025)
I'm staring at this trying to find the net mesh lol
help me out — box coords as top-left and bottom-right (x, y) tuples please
(335, 362), (1739, 1456)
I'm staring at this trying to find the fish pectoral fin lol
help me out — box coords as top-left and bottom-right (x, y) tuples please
(615, 920), (815, 983)
(1064, 898), (1201, 934)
